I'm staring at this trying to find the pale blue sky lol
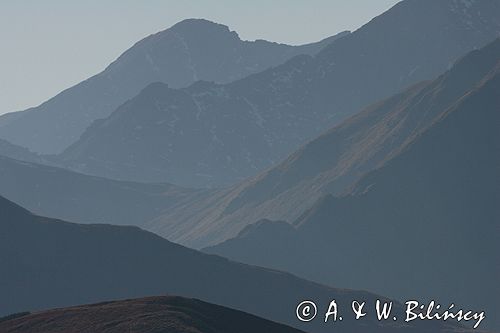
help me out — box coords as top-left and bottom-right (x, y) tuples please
(0, 0), (400, 114)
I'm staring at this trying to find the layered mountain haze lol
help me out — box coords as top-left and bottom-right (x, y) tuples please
(0, 195), (464, 333)
(1, 2), (497, 333)
(0, 296), (306, 333)
(206, 39), (500, 329)
(0, 19), (346, 154)
(0, 155), (212, 226)
(143, 37), (500, 249)
(58, 0), (500, 188)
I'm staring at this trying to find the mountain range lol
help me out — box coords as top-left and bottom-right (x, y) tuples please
(0, 19), (347, 154)
(140, 37), (500, 249)
(0, 296), (306, 333)
(0, 195), (464, 333)
(0, 0), (497, 251)
(1, 1), (498, 332)
(205, 39), (500, 329)
(55, 0), (500, 188)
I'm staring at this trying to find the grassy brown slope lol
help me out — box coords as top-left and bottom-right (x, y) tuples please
(0, 296), (306, 333)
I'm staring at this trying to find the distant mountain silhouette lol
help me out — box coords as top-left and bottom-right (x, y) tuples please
(206, 39), (500, 329)
(0, 196), (464, 333)
(0, 154), (211, 226)
(57, 0), (500, 188)
(0, 296), (306, 333)
(0, 19), (347, 154)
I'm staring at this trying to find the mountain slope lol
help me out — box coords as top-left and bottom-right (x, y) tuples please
(0, 154), (211, 226)
(0, 296), (305, 333)
(143, 38), (500, 249)
(0, 196), (462, 333)
(59, 0), (500, 187)
(0, 19), (346, 154)
(206, 41), (500, 329)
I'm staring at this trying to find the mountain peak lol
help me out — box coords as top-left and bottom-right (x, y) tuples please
(171, 18), (228, 29)
(168, 18), (239, 39)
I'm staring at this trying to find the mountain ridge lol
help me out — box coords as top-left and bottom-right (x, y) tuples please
(0, 194), (466, 333)
(205, 40), (500, 329)
(0, 19), (347, 154)
(58, 0), (500, 188)
(144, 38), (500, 249)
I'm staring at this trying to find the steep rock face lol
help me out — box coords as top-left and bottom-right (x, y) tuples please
(0, 196), (462, 333)
(0, 296), (306, 333)
(206, 40), (500, 329)
(0, 19), (345, 154)
(59, 0), (500, 188)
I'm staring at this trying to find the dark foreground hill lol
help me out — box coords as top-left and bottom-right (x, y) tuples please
(0, 296), (305, 333)
(0, 195), (467, 333)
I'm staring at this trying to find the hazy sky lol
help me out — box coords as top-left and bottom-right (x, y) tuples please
(0, 0), (400, 115)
